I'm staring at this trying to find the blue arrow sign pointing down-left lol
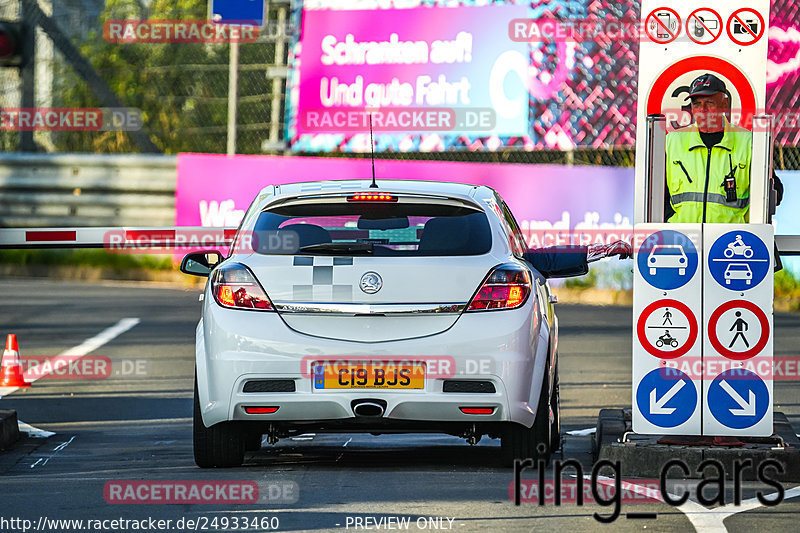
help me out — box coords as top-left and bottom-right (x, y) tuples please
(650, 379), (686, 414)
(636, 368), (697, 427)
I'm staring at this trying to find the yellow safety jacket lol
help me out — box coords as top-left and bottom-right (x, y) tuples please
(665, 119), (751, 223)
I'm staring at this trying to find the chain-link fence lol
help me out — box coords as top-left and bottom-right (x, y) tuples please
(0, 0), (798, 170)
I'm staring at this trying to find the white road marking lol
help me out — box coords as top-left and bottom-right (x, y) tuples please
(31, 435), (75, 469)
(18, 421), (55, 438)
(59, 318), (141, 358)
(0, 318), (140, 398)
(53, 436), (75, 452)
(593, 474), (800, 532)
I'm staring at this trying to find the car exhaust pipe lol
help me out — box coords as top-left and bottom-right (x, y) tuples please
(352, 400), (386, 417)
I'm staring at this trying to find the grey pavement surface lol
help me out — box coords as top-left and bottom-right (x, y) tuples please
(0, 278), (798, 532)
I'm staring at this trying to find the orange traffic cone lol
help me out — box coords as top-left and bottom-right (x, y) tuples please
(0, 334), (31, 387)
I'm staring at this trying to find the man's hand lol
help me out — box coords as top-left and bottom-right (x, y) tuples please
(587, 240), (633, 263)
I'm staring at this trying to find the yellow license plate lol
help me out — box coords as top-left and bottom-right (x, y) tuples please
(313, 363), (425, 389)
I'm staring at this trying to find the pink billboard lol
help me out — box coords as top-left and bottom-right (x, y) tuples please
(290, 3), (530, 141)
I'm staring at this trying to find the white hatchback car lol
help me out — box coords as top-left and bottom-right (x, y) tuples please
(182, 180), (599, 468)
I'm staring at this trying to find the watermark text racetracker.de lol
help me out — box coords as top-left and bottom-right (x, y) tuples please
(655, 109), (800, 133)
(104, 20), (259, 44)
(508, 18), (733, 44)
(18, 356), (149, 381)
(103, 480), (297, 504)
(101, 228), (667, 254)
(299, 107), (496, 133)
(0, 108), (143, 132)
(654, 356), (800, 381)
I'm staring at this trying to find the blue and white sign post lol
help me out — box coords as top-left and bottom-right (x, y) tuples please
(209, 0), (266, 156)
(703, 225), (774, 436)
(633, 225), (703, 434)
(632, 0), (775, 438)
(210, 0), (266, 25)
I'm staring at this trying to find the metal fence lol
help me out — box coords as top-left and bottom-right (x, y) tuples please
(0, 0), (798, 170)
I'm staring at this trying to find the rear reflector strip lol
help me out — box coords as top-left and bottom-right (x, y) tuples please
(244, 406), (279, 414)
(460, 407), (495, 415)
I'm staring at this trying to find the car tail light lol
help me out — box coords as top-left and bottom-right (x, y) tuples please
(347, 193), (397, 202)
(460, 407), (495, 415)
(244, 406), (279, 414)
(211, 263), (274, 311)
(466, 264), (531, 312)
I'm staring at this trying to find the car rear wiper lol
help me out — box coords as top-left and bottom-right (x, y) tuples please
(298, 242), (375, 254)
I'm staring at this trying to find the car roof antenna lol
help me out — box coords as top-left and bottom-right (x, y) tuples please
(368, 113), (378, 188)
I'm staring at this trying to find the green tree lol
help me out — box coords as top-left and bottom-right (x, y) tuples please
(54, 0), (232, 153)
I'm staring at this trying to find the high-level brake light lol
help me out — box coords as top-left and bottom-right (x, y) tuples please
(348, 193), (397, 202)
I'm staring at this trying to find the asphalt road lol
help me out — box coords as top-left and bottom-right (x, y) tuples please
(0, 278), (799, 533)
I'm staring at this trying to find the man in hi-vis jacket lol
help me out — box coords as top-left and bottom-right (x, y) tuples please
(665, 73), (783, 223)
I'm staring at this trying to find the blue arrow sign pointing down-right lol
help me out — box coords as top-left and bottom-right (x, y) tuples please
(708, 369), (768, 428)
(720, 380), (756, 416)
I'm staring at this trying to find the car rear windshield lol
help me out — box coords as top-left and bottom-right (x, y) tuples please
(249, 201), (492, 256)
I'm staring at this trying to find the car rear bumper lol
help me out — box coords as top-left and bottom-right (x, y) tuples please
(195, 297), (550, 429)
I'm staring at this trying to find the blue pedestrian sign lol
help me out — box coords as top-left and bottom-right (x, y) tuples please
(707, 369), (769, 429)
(635, 368), (697, 427)
(707, 230), (770, 291)
(637, 230), (699, 290)
(210, 0), (265, 26)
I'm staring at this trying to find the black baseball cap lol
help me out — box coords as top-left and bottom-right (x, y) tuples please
(686, 73), (727, 100)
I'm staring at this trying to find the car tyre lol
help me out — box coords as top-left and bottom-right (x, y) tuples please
(502, 366), (553, 466)
(193, 376), (245, 468)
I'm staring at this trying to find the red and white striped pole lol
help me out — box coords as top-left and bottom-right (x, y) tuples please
(0, 227), (238, 250)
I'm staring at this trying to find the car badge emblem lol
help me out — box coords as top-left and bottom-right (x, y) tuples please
(359, 272), (383, 294)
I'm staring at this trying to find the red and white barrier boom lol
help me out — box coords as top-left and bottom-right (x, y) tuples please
(0, 227), (237, 250)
